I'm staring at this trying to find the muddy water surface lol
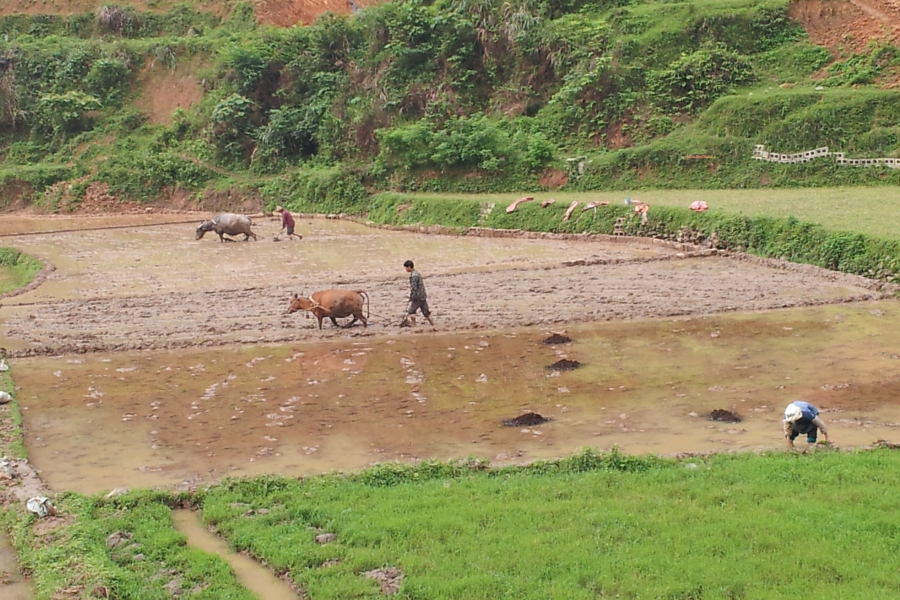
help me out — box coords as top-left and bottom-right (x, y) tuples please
(15, 302), (900, 494)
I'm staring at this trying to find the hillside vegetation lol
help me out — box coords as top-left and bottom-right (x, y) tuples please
(1, 0), (900, 210)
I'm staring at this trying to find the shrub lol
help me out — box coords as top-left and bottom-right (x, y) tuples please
(37, 91), (101, 135)
(649, 45), (755, 112)
(84, 57), (130, 98)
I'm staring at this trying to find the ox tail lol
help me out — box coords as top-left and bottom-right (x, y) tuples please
(358, 291), (370, 319)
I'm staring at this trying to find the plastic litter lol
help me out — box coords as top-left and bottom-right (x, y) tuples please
(0, 359), (7, 372)
(26, 496), (54, 518)
(689, 201), (709, 212)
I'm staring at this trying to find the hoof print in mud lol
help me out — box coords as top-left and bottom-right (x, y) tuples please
(542, 333), (572, 345)
(503, 412), (551, 427)
(546, 359), (581, 371)
(706, 409), (742, 423)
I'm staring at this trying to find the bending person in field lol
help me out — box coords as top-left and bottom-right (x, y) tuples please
(783, 400), (832, 448)
(276, 206), (302, 240)
(400, 260), (434, 327)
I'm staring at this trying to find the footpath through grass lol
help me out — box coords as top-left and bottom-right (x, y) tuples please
(0, 248), (42, 295)
(201, 450), (900, 600)
(409, 187), (900, 241)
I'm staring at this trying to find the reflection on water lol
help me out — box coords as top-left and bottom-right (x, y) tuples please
(15, 302), (900, 494)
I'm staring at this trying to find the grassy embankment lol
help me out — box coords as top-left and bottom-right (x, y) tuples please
(270, 189), (900, 283)
(6, 443), (900, 598)
(0, 248), (43, 296)
(403, 187), (900, 241)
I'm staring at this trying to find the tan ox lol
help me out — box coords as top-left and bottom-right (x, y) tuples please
(287, 290), (369, 329)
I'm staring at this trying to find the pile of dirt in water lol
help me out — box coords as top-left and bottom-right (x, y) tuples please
(542, 334), (572, 345)
(546, 359), (581, 371)
(503, 412), (551, 427)
(707, 409), (742, 423)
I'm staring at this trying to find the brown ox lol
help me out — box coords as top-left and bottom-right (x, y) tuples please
(287, 290), (369, 329)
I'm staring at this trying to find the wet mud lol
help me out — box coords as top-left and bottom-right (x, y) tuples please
(503, 412), (551, 427)
(11, 303), (900, 494)
(547, 359), (581, 371)
(542, 334), (571, 345)
(707, 409), (742, 423)
(0, 533), (30, 600)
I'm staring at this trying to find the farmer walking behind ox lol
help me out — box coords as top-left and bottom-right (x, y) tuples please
(400, 260), (434, 327)
(276, 206), (302, 240)
(783, 400), (832, 448)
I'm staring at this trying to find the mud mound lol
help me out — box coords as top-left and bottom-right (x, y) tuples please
(503, 412), (550, 427)
(546, 359), (581, 371)
(707, 409), (742, 423)
(542, 333), (571, 345)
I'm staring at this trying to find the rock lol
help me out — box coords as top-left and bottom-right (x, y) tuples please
(256, 508), (270, 515)
(363, 567), (404, 595)
(315, 533), (337, 544)
(134, 554), (146, 562)
(164, 577), (183, 597)
(0, 391), (11, 404)
(106, 531), (133, 550)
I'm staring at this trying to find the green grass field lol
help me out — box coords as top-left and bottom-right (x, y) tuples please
(410, 187), (900, 240)
(197, 450), (900, 600)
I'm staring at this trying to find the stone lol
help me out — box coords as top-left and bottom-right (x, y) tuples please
(315, 533), (337, 544)
(106, 531), (133, 550)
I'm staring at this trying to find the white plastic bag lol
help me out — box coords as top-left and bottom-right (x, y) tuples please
(26, 496), (54, 518)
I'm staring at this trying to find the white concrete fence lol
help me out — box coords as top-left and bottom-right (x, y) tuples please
(752, 145), (900, 169)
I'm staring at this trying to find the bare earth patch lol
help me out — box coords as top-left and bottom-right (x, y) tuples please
(133, 60), (205, 126)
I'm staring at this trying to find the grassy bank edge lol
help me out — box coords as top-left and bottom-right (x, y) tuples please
(0, 248), (44, 296)
(276, 191), (900, 284)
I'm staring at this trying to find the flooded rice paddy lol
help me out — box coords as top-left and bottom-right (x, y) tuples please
(1, 214), (899, 494)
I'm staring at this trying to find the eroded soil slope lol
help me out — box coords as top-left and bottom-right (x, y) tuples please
(792, 0), (900, 54)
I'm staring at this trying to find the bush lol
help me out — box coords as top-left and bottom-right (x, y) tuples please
(84, 57), (130, 98)
(649, 45), (756, 113)
(376, 114), (554, 175)
(37, 91), (101, 135)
